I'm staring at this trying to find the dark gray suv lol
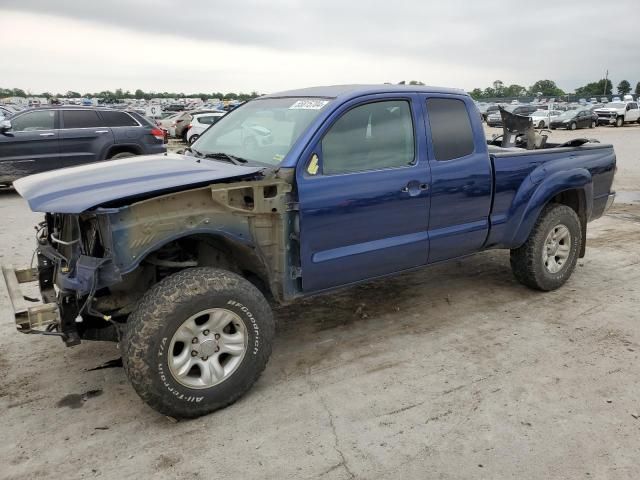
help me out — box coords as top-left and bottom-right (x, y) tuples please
(0, 107), (167, 185)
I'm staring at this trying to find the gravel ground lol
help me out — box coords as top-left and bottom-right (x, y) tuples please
(1, 125), (639, 480)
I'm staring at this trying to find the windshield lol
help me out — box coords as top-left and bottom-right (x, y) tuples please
(193, 97), (331, 166)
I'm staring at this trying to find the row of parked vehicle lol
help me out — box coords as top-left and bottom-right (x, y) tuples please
(479, 96), (640, 130)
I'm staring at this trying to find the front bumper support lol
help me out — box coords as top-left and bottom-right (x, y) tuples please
(1, 265), (61, 333)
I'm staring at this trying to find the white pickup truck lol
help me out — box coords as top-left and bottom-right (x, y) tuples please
(595, 101), (640, 127)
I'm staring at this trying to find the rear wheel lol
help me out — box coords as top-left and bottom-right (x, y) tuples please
(122, 268), (274, 418)
(615, 116), (624, 127)
(510, 204), (582, 291)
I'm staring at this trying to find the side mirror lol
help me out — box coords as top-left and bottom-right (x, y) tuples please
(0, 119), (11, 132)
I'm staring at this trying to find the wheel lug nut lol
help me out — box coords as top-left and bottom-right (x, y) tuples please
(191, 337), (198, 344)
(215, 346), (220, 353)
(214, 333), (220, 339)
(202, 356), (208, 361)
(203, 330), (210, 336)
(191, 351), (198, 357)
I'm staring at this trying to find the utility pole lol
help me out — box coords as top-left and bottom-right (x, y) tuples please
(603, 70), (609, 97)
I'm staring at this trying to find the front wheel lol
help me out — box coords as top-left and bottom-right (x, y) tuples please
(188, 134), (199, 145)
(615, 116), (623, 127)
(569, 122), (577, 130)
(510, 204), (582, 291)
(538, 121), (545, 129)
(590, 121), (596, 128)
(122, 268), (274, 418)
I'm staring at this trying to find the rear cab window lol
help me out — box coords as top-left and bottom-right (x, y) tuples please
(425, 98), (475, 161)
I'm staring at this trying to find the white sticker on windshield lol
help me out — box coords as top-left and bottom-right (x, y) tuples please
(289, 100), (329, 110)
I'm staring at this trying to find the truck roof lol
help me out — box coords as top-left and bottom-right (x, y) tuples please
(261, 84), (467, 100)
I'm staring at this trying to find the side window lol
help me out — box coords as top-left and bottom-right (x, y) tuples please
(98, 111), (139, 127)
(630, 103), (638, 110)
(62, 110), (102, 129)
(199, 116), (219, 125)
(11, 110), (56, 131)
(321, 100), (414, 175)
(426, 98), (475, 161)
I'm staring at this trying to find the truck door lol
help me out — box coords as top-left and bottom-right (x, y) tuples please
(627, 102), (639, 122)
(59, 109), (114, 166)
(421, 95), (493, 262)
(297, 95), (430, 292)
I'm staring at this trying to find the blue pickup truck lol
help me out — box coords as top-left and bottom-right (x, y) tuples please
(2, 85), (616, 418)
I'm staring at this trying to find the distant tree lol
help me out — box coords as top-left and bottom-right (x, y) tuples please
(397, 80), (406, 85)
(135, 89), (145, 98)
(483, 87), (497, 98)
(225, 92), (238, 100)
(528, 80), (564, 97)
(41, 92), (52, 99)
(492, 80), (504, 96)
(504, 84), (527, 98)
(617, 80), (631, 95)
(13, 88), (27, 97)
(575, 79), (612, 97)
(408, 80), (425, 85)
(469, 88), (484, 100)
(65, 90), (81, 98)
(636, 82), (640, 96)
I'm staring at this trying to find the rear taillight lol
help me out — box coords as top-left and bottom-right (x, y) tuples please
(150, 128), (164, 141)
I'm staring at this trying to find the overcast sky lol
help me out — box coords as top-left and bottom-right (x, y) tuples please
(1, 0), (639, 95)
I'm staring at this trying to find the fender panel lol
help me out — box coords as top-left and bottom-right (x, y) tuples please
(501, 167), (592, 248)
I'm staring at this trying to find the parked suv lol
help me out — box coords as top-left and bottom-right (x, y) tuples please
(0, 107), (166, 185)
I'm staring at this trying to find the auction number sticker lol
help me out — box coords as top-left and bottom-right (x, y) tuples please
(289, 100), (329, 110)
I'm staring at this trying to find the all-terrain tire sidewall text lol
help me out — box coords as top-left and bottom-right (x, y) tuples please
(122, 268), (274, 418)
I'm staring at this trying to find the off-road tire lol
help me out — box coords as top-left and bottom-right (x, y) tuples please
(110, 152), (136, 159)
(510, 203), (582, 291)
(122, 267), (274, 418)
(615, 116), (623, 127)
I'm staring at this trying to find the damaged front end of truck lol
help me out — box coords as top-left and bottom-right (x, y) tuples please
(2, 168), (301, 346)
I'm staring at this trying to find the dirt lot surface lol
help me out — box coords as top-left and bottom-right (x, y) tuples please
(1, 125), (639, 479)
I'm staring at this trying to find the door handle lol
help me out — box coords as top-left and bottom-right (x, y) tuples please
(95, 130), (109, 134)
(401, 182), (430, 195)
(39, 132), (55, 137)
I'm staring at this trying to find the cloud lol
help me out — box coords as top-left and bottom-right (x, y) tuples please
(1, 1), (639, 93)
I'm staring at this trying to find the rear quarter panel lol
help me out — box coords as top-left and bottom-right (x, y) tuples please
(487, 144), (615, 248)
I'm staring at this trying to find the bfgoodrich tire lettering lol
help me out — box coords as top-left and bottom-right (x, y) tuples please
(122, 267), (274, 418)
(510, 203), (582, 291)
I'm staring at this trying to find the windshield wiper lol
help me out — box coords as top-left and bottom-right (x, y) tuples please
(202, 152), (248, 165)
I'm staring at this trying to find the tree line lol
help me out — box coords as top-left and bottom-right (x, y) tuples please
(469, 79), (640, 100)
(0, 88), (261, 102)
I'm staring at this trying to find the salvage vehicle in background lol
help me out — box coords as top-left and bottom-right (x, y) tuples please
(486, 104), (536, 127)
(186, 111), (226, 144)
(550, 108), (597, 130)
(530, 109), (561, 129)
(171, 110), (225, 142)
(0, 107), (166, 186)
(2, 85), (616, 418)
(594, 101), (640, 127)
